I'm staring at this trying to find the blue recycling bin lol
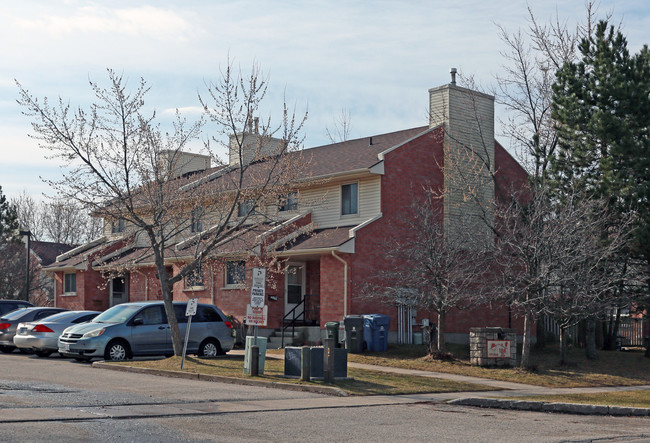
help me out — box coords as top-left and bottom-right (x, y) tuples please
(363, 314), (390, 352)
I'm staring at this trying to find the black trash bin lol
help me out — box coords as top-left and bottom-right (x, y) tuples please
(325, 321), (340, 346)
(344, 315), (364, 353)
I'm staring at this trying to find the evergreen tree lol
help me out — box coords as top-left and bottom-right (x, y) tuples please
(0, 186), (19, 243)
(551, 21), (650, 350)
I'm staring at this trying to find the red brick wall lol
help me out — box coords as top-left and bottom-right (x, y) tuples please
(329, 130), (532, 336)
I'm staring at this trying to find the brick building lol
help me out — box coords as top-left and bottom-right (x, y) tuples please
(46, 75), (528, 345)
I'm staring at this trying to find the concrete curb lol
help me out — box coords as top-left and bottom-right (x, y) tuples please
(448, 397), (650, 417)
(92, 362), (348, 397)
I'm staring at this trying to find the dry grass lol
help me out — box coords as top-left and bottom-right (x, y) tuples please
(347, 344), (650, 388)
(114, 355), (493, 396)
(497, 390), (650, 408)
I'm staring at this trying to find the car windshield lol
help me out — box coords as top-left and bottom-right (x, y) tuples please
(92, 305), (141, 324)
(36, 311), (78, 323)
(1, 308), (30, 320)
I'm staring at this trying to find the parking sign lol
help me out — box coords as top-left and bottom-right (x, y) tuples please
(250, 267), (266, 308)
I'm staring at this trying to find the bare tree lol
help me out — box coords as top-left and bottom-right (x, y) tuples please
(325, 108), (352, 143)
(494, 188), (632, 366)
(367, 194), (492, 356)
(12, 192), (44, 241)
(12, 193), (104, 245)
(17, 63), (308, 356)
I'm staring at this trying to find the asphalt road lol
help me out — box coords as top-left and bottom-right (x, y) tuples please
(1, 352), (648, 442)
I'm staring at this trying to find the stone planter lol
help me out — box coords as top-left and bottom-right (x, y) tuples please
(469, 327), (517, 367)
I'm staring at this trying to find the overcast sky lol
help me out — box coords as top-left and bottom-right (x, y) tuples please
(1, 0), (649, 199)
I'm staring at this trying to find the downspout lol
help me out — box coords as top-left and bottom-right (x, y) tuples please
(210, 264), (215, 305)
(331, 251), (348, 317)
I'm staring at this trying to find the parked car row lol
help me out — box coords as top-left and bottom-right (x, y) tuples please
(0, 300), (234, 362)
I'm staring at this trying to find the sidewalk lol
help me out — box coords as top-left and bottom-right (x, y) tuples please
(225, 349), (650, 416)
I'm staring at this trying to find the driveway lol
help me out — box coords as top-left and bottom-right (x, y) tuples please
(1, 353), (648, 442)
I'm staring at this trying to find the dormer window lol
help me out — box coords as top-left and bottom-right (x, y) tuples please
(279, 192), (298, 212)
(341, 183), (358, 216)
(111, 219), (126, 234)
(191, 208), (204, 233)
(238, 200), (256, 217)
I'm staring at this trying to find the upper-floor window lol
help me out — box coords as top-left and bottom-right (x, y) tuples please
(191, 208), (204, 233)
(238, 200), (256, 217)
(111, 219), (126, 234)
(225, 260), (246, 287)
(279, 192), (298, 212)
(64, 273), (76, 294)
(341, 183), (358, 216)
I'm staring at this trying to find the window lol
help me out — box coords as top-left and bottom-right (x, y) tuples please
(195, 306), (222, 323)
(185, 264), (204, 289)
(111, 219), (126, 234)
(341, 183), (358, 216)
(225, 260), (246, 287)
(278, 192), (298, 212)
(237, 200), (256, 217)
(191, 208), (203, 233)
(64, 273), (76, 294)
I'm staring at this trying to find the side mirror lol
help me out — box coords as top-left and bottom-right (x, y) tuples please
(132, 317), (144, 326)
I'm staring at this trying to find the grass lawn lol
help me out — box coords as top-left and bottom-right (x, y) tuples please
(114, 355), (494, 396)
(345, 344), (650, 388)
(495, 390), (650, 408)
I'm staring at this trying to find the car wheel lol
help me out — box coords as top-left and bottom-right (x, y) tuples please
(0, 346), (15, 353)
(198, 339), (222, 357)
(104, 340), (131, 361)
(34, 350), (52, 358)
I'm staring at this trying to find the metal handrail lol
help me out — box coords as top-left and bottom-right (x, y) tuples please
(281, 299), (306, 348)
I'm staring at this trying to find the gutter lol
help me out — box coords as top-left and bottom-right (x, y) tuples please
(331, 251), (349, 317)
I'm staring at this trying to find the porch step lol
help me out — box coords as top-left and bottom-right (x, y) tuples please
(267, 329), (303, 349)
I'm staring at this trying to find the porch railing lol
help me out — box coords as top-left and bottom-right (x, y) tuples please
(281, 294), (320, 348)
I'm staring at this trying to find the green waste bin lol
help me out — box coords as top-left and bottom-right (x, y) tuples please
(325, 321), (340, 346)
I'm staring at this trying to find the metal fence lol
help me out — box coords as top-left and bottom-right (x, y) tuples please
(542, 316), (648, 347)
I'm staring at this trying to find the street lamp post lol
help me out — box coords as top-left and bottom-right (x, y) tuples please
(19, 230), (31, 302)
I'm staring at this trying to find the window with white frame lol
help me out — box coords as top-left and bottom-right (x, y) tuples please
(237, 200), (256, 217)
(341, 182), (358, 216)
(278, 192), (298, 212)
(63, 273), (76, 294)
(111, 219), (126, 234)
(225, 260), (246, 287)
(185, 263), (204, 289)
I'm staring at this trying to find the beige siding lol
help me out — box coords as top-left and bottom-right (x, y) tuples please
(299, 175), (381, 229)
(429, 84), (495, 247)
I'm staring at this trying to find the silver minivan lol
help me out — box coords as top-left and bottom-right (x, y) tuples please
(58, 301), (234, 362)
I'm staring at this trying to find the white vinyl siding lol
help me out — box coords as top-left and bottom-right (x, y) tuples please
(299, 175), (381, 228)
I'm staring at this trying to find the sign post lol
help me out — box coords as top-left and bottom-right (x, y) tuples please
(180, 298), (198, 370)
(248, 268), (266, 376)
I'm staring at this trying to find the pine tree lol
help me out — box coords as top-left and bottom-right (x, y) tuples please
(551, 21), (650, 350)
(0, 186), (19, 243)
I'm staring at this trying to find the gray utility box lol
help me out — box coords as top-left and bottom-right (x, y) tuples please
(284, 346), (348, 379)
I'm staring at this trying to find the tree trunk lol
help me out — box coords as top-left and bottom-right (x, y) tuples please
(585, 319), (599, 360)
(427, 324), (438, 355)
(437, 312), (446, 353)
(155, 258), (183, 356)
(520, 312), (532, 368)
(535, 315), (546, 349)
(559, 326), (568, 365)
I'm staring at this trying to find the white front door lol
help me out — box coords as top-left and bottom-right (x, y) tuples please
(110, 276), (129, 307)
(284, 264), (305, 318)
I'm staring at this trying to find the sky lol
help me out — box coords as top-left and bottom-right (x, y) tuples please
(1, 0), (649, 200)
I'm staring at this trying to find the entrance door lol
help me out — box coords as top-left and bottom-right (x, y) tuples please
(285, 264), (305, 318)
(110, 276), (129, 307)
